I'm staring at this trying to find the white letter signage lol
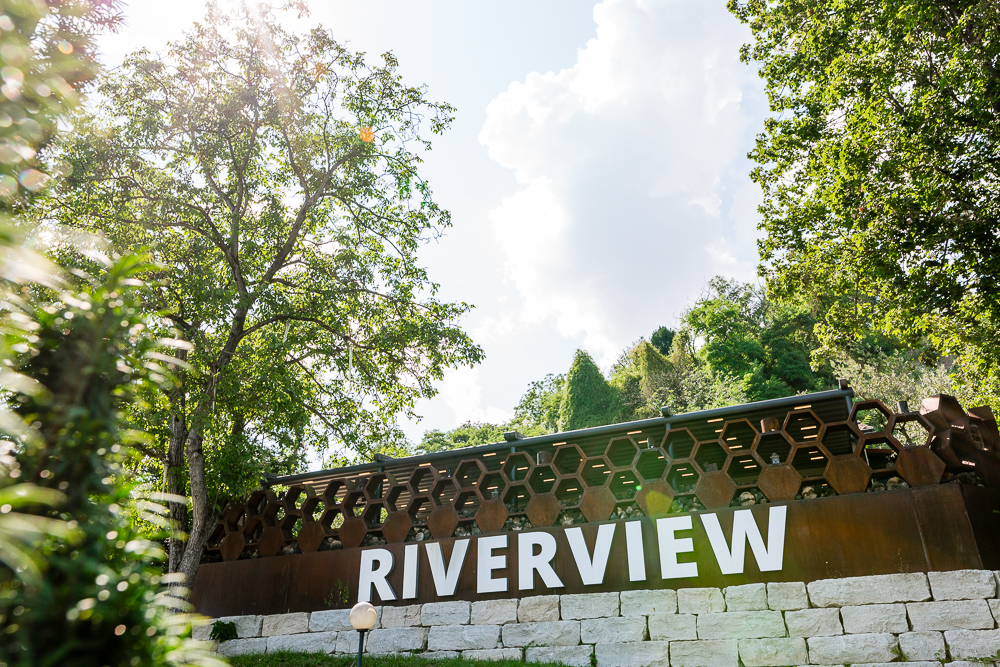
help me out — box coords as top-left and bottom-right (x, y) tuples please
(477, 534), (508, 593)
(425, 539), (469, 596)
(625, 520), (647, 581)
(402, 543), (418, 599)
(702, 505), (787, 574)
(518, 531), (564, 590)
(358, 548), (396, 602)
(566, 523), (615, 585)
(656, 515), (698, 579)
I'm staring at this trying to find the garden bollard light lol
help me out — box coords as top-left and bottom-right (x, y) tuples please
(350, 601), (377, 667)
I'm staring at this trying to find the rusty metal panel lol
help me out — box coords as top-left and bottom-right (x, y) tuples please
(960, 484), (1000, 570)
(192, 484), (999, 616)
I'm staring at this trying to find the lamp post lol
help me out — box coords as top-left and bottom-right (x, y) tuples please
(349, 601), (377, 667)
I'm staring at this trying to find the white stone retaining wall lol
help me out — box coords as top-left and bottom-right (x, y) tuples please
(197, 569), (1000, 666)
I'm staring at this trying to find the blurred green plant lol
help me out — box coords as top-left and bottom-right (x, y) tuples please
(0, 244), (224, 667)
(0, 0), (123, 208)
(0, 0), (224, 665)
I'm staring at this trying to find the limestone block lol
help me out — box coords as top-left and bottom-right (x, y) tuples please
(785, 608), (843, 637)
(527, 645), (593, 667)
(310, 609), (354, 633)
(946, 662), (995, 667)
(336, 630), (367, 654)
(805, 633), (898, 664)
(848, 663), (941, 667)
(216, 637), (267, 657)
(907, 600), (995, 631)
(561, 592), (620, 619)
(502, 620), (580, 647)
(990, 598), (1000, 624)
(472, 599), (518, 625)
(668, 639), (739, 667)
(366, 627), (429, 654)
(427, 624), (500, 651)
(807, 573), (930, 607)
(726, 583), (768, 611)
(928, 570), (997, 601)
(262, 612), (310, 636)
(841, 604), (909, 633)
(678, 587), (726, 614)
(621, 589), (677, 616)
(581, 617), (648, 644)
(738, 637), (808, 666)
(421, 601), (471, 626)
(648, 613), (697, 641)
(944, 629), (1000, 660)
(422, 651), (460, 660)
(595, 640), (672, 667)
(266, 630), (338, 654)
(379, 605), (422, 629)
(464, 648), (524, 661)
(697, 611), (786, 639)
(518, 595), (561, 622)
(192, 624), (212, 642)
(766, 582), (809, 611)
(898, 631), (945, 661)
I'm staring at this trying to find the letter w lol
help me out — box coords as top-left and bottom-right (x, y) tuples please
(701, 505), (787, 574)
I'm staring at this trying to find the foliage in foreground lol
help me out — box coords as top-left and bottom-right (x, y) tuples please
(0, 0), (219, 665)
(0, 253), (221, 667)
(230, 650), (566, 667)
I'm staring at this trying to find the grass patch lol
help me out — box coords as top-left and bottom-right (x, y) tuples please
(230, 651), (560, 667)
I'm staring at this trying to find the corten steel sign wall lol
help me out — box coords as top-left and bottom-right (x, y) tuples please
(191, 390), (1000, 617)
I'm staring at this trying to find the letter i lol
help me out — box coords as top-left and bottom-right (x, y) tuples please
(625, 520), (647, 581)
(402, 543), (418, 599)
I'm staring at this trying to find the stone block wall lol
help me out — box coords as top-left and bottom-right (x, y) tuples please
(196, 570), (1000, 666)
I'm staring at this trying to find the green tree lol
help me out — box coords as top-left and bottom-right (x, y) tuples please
(0, 0), (122, 209)
(417, 422), (506, 455)
(610, 340), (672, 420)
(44, 4), (482, 585)
(559, 350), (617, 431)
(650, 326), (675, 356)
(681, 278), (832, 402)
(729, 0), (1000, 407)
(509, 373), (564, 435)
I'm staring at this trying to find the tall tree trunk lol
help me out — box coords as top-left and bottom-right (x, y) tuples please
(175, 314), (248, 585)
(166, 413), (188, 574)
(177, 426), (218, 586)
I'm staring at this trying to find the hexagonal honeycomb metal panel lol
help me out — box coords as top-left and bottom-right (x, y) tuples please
(204, 391), (993, 562)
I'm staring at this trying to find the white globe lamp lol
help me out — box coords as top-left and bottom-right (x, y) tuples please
(350, 601), (377, 667)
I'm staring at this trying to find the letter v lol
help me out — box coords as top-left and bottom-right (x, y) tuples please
(566, 523), (616, 585)
(425, 539), (470, 596)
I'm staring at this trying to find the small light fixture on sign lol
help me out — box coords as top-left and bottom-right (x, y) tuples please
(350, 601), (378, 667)
(770, 453), (780, 465)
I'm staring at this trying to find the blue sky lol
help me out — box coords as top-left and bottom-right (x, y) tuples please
(99, 0), (768, 449)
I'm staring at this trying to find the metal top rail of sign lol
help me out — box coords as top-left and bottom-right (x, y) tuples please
(269, 388), (856, 490)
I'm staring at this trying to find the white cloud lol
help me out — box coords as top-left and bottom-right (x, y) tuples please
(434, 367), (513, 427)
(479, 0), (766, 367)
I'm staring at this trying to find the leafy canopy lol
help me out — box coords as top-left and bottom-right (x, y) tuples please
(43, 3), (483, 582)
(729, 0), (1000, 407)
